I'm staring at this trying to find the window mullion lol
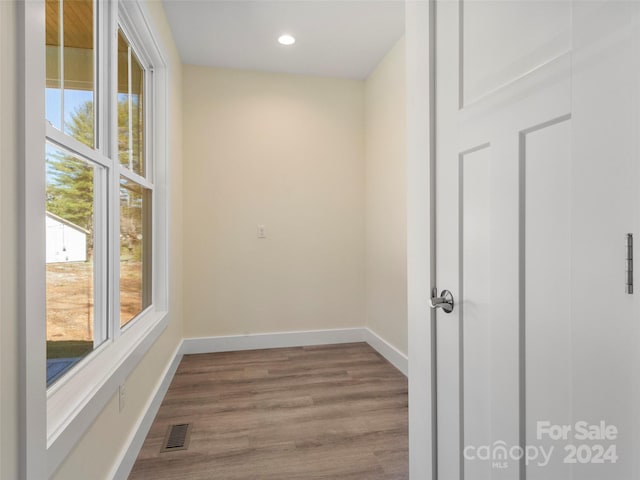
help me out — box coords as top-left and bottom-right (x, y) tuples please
(109, 0), (121, 341)
(95, 0), (104, 153)
(88, 0), (102, 349)
(92, 161), (108, 347)
(111, 164), (121, 341)
(118, 165), (154, 190)
(146, 68), (154, 183)
(45, 124), (111, 168)
(127, 43), (133, 171)
(58, 0), (64, 131)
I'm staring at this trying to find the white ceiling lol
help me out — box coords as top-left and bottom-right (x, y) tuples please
(162, 0), (405, 80)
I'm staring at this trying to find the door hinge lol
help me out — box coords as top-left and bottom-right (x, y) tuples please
(626, 233), (633, 294)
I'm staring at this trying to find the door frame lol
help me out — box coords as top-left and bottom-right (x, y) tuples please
(406, 0), (438, 478)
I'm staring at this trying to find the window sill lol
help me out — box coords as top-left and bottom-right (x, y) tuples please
(46, 308), (169, 477)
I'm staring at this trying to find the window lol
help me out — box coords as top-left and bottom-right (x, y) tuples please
(117, 27), (152, 327)
(117, 28), (145, 175)
(45, 0), (95, 147)
(45, 0), (103, 385)
(45, 144), (105, 384)
(119, 175), (152, 326)
(26, 0), (170, 471)
(44, 0), (160, 386)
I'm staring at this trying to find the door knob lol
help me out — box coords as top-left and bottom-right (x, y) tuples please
(429, 288), (454, 313)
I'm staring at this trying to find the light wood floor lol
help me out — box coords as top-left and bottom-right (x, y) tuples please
(129, 343), (408, 479)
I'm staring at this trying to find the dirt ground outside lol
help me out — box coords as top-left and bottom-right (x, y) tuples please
(46, 261), (143, 342)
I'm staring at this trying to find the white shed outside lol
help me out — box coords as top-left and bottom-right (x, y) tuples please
(46, 212), (89, 263)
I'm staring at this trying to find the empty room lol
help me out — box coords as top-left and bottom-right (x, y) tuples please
(2, 0), (640, 479)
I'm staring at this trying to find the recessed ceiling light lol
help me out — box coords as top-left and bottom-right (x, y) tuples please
(278, 34), (296, 46)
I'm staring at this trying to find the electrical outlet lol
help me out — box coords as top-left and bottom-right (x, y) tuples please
(257, 224), (266, 238)
(119, 384), (126, 412)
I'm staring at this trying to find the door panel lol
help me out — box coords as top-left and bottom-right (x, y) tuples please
(462, 0), (571, 105)
(524, 117), (572, 480)
(434, 1), (638, 479)
(460, 144), (492, 480)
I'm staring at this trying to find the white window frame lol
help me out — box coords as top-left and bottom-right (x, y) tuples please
(19, 1), (170, 477)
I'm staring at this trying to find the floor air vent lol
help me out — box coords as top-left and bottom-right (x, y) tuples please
(161, 423), (191, 452)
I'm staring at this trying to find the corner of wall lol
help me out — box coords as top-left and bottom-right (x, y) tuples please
(364, 35), (408, 357)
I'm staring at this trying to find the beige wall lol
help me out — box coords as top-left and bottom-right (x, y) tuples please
(182, 66), (366, 338)
(1, 1), (19, 478)
(364, 38), (408, 355)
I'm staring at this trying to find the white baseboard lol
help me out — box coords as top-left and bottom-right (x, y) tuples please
(114, 327), (407, 478)
(182, 328), (368, 354)
(110, 341), (184, 480)
(364, 328), (408, 376)
(182, 327), (407, 376)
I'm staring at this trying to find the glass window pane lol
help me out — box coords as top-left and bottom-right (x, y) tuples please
(46, 144), (103, 385)
(120, 177), (152, 327)
(45, 0), (62, 130)
(46, 0), (95, 147)
(118, 29), (145, 176)
(63, 0), (95, 146)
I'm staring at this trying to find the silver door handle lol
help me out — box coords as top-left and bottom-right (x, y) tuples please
(429, 288), (454, 313)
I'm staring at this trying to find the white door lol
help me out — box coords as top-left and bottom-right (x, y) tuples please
(432, 1), (640, 479)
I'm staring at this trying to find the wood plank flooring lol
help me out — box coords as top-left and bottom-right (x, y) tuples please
(128, 343), (408, 480)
